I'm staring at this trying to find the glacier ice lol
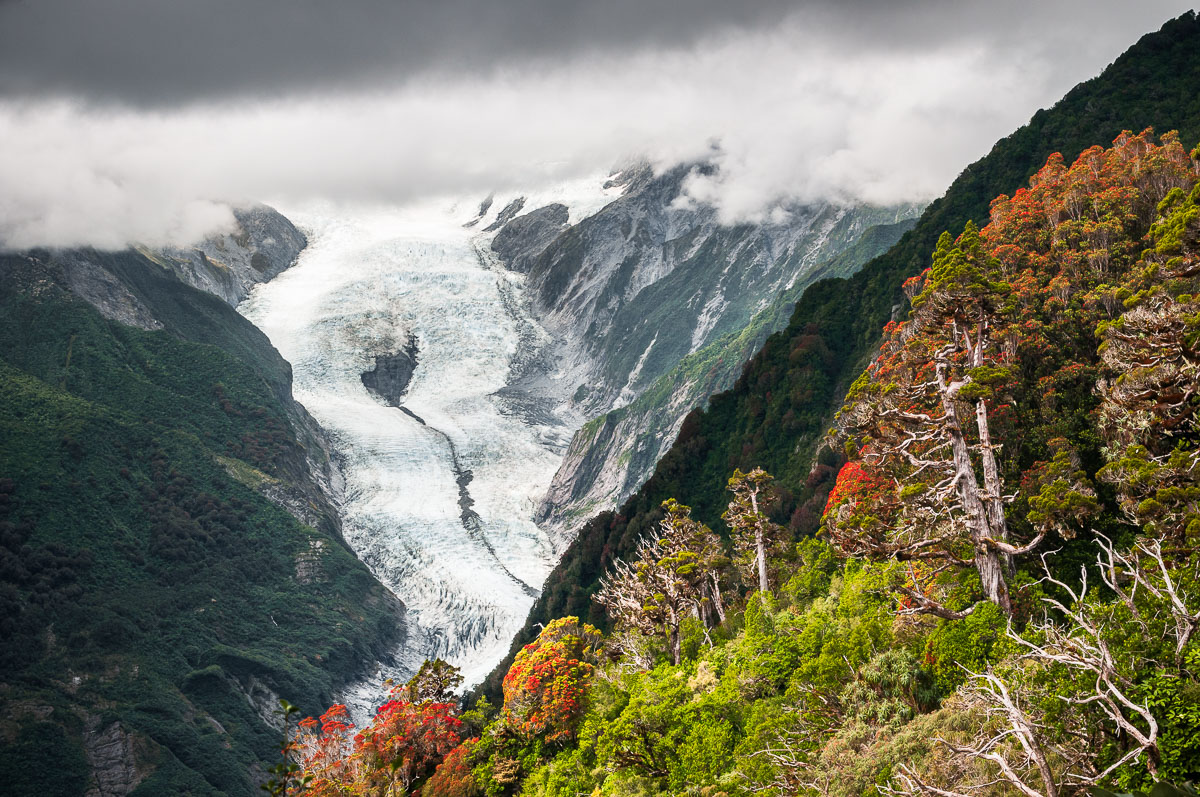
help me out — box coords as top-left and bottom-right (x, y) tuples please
(239, 194), (600, 716)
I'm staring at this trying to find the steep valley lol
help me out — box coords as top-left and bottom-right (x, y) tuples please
(483, 164), (920, 531)
(239, 201), (580, 698)
(3, 7), (1200, 796)
(236, 181), (916, 708)
(0, 170), (915, 792)
(480, 9), (1200, 706)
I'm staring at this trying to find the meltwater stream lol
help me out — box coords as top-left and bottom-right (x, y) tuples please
(240, 196), (600, 709)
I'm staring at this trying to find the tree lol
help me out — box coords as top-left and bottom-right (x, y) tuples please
(1096, 178), (1200, 545)
(825, 131), (1195, 620)
(296, 693), (463, 795)
(421, 739), (481, 797)
(723, 468), (786, 594)
(296, 704), (358, 796)
(407, 659), (464, 705)
(826, 221), (1027, 617)
(889, 537), (1194, 797)
(355, 697), (463, 795)
(659, 498), (730, 626)
(501, 616), (601, 743)
(596, 500), (728, 665)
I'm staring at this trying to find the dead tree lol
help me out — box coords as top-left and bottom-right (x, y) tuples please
(888, 538), (1187, 797)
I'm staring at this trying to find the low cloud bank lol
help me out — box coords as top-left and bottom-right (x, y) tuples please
(0, 5), (1187, 249)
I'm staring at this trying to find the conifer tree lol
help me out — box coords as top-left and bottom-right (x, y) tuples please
(406, 658), (464, 705)
(723, 468), (785, 594)
(824, 130), (1195, 621)
(825, 223), (1034, 618)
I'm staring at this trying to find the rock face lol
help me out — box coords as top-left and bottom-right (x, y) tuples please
(155, 204), (308, 307)
(483, 197), (528, 232)
(83, 719), (144, 797)
(464, 195), (494, 227)
(53, 204), (306, 330)
(360, 334), (420, 405)
(490, 203), (570, 273)
(58, 253), (165, 331)
(485, 165), (921, 532)
(537, 213), (917, 527)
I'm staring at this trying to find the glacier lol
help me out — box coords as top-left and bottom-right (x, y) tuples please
(239, 187), (616, 713)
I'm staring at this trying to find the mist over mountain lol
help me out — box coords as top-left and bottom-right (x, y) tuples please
(0, 1), (1191, 250)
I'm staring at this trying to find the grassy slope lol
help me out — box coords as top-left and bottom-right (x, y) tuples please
(0, 252), (402, 795)
(473, 10), (1200, 703)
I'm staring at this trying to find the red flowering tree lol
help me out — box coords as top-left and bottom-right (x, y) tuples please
(421, 739), (482, 797)
(501, 616), (601, 743)
(295, 690), (463, 795)
(355, 696), (463, 795)
(822, 459), (897, 550)
(827, 219), (1027, 617)
(296, 704), (359, 796)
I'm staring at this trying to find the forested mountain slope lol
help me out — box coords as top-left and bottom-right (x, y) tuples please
(533, 209), (916, 533)
(477, 9), (1200, 702)
(0, 213), (404, 795)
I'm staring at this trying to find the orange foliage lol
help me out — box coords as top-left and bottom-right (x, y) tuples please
(501, 616), (601, 743)
(822, 461), (886, 519)
(421, 739), (481, 797)
(296, 690), (463, 796)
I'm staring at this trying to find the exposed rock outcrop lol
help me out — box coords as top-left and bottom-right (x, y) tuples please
(463, 194), (495, 228)
(59, 253), (164, 331)
(155, 205), (308, 307)
(52, 204), (306, 333)
(490, 203), (569, 274)
(83, 719), (145, 797)
(482, 197), (527, 232)
(361, 334), (420, 406)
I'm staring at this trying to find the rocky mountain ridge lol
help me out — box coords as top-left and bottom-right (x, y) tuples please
(483, 165), (920, 531)
(474, 10), (1200, 709)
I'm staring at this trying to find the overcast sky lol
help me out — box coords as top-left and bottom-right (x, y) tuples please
(0, 0), (1194, 249)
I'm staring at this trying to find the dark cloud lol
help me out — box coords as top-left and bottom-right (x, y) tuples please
(0, 0), (803, 105)
(2, 0), (1192, 107)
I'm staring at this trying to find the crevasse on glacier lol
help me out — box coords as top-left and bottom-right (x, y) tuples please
(240, 189), (613, 713)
